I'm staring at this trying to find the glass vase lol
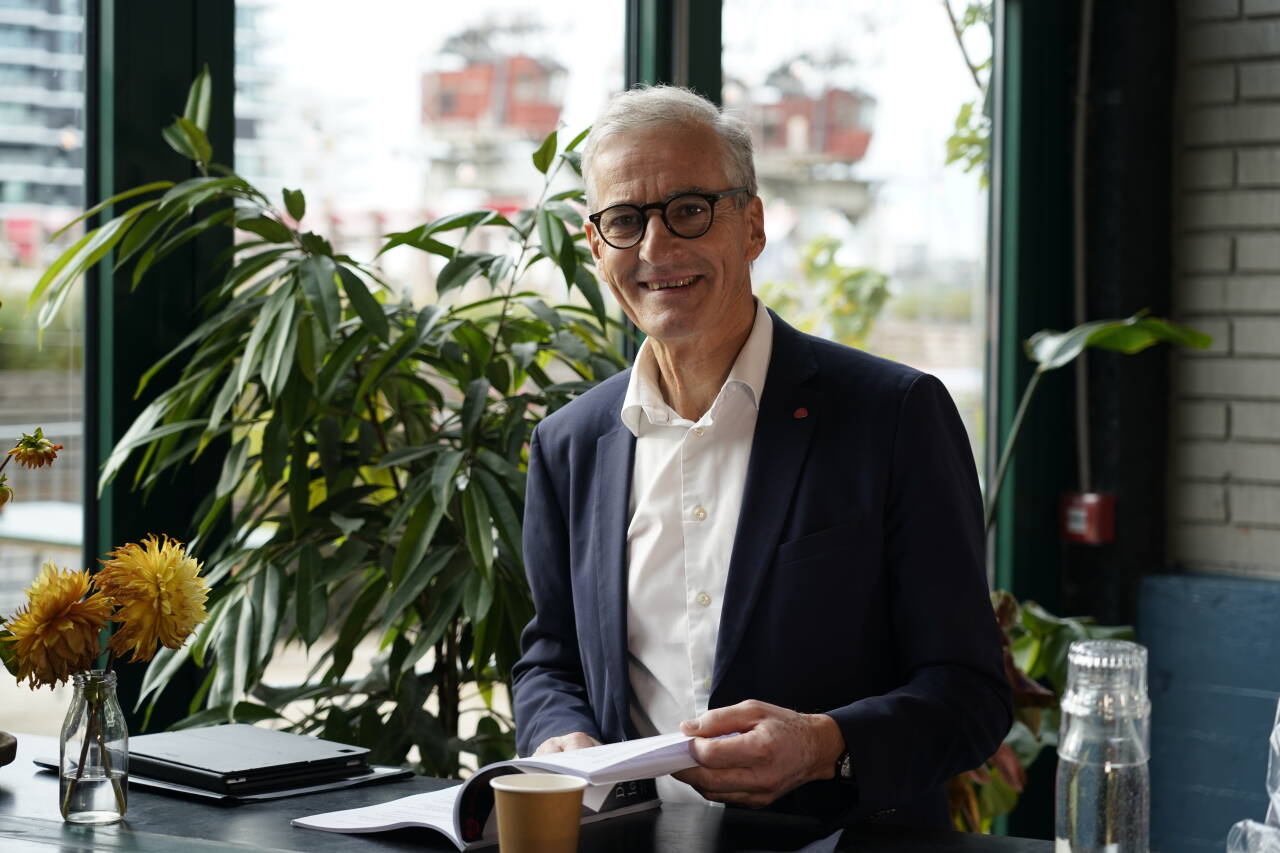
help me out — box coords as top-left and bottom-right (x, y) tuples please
(59, 670), (128, 825)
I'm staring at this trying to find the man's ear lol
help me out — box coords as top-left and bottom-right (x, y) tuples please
(745, 195), (766, 262)
(584, 222), (604, 262)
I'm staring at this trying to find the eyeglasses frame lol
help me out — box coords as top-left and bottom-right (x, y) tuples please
(587, 187), (752, 250)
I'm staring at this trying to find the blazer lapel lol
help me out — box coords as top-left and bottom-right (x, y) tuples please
(594, 424), (636, 733)
(713, 314), (819, 691)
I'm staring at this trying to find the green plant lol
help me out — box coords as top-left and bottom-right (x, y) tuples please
(31, 70), (628, 776)
(947, 592), (1133, 832)
(758, 236), (890, 350)
(945, 312), (1210, 832)
(942, 1), (992, 187)
(984, 312), (1211, 532)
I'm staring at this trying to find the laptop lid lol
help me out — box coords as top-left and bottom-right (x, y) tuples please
(128, 724), (370, 793)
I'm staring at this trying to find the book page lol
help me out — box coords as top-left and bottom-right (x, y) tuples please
(292, 784), (463, 847)
(512, 732), (697, 785)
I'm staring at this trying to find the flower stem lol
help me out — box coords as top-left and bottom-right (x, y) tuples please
(62, 699), (96, 816)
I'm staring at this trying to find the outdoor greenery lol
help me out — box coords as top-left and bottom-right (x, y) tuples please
(943, 1), (993, 187)
(758, 236), (890, 350)
(30, 70), (628, 776)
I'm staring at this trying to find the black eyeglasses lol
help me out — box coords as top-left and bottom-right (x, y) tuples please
(588, 187), (751, 250)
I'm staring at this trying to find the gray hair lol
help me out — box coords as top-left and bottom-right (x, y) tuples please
(581, 85), (757, 210)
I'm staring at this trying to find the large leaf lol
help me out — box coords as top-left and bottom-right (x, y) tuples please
(183, 64), (213, 132)
(338, 265), (390, 342)
(1024, 313), (1211, 372)
(50, 181), (173, 243)
(381, 545), (457, 632)
(531, 129), (558, 174)
(296, 545), (329, 646)
(283, 188), (306, 221)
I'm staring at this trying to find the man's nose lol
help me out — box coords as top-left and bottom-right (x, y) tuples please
(636, 209), (678, 263)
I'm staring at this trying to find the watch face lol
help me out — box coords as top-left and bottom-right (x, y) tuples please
(838, 753), (853, 779)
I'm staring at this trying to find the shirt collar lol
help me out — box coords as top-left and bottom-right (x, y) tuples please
(620, 299), (773, 436)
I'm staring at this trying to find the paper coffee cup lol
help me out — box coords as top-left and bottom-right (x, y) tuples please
(490, 773), (588, 853)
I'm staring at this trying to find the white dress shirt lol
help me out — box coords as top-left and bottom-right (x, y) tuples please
(620, 299), (773, 804)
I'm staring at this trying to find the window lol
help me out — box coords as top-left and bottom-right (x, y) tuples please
(236, 0), (623, 308)
(0, 0), (83, 732)
(233, 0), (625, 762)
(724, 0), (990, 471)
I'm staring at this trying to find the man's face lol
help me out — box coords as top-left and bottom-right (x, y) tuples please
(585, 123), (765, 348)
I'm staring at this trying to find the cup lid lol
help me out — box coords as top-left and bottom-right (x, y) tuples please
(489, 773), (588, 793)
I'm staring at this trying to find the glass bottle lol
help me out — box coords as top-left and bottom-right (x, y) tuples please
(59, 670), (128, 825)
(1055, 640), (1150, 853)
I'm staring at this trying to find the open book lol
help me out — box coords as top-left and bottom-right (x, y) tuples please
(292, 732), (698, 850)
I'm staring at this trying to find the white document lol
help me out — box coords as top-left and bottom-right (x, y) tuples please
(292, 732), (698, 850)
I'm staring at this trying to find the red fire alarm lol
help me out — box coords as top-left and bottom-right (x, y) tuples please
(1061, 492), (1116, 545)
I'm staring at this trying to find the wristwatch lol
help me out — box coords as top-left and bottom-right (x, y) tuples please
(835, 750), (856, 783)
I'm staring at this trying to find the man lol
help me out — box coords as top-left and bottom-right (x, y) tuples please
(511, 85), (1010, 828)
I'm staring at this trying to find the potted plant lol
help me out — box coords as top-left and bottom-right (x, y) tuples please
(29, 70), (627, 776)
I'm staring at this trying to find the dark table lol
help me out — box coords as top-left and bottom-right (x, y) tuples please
(0, 735), (1051, 852)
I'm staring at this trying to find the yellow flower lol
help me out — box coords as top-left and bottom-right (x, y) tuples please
(0, 473), (12, 509)
(7, 428), (63, 469)
(3, 563), (112, 689)
(95, 534), (209, 663)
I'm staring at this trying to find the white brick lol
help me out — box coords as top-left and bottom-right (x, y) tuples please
(1169, 522), (1280, 577)
(1178, 234), (1234, 271)
(1234, 400), (1280, 437)
(1233, 316), (1280, 352)
(1175, 484), (1230, 521)
(1186, 19), (1280, 60)
(1231, 483), (1280, 523)
(1238, 148), (1280, 185)
(1245, 0), (1280, 15)
(1180, 190), (1280, 228)
(1240, 62), (1280, 97)
(1176, 275), (1280, 312)
(1181, 150), (1235, 188)
(1237, 233), (1280, 269)
(1184, 0), (1242, 20)
(1176, 357), (1280, 395)
(1175, 316), (1232, 352)
(1184, 105), (1280, 144)
(1175, 440), (1280, 480)
(1177, 401), (1230, 437)
(1185, 65), (1237, 104)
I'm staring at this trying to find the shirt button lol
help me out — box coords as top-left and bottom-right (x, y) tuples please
(692, 427), (705, 437)
(696, 592), (711, 607)
(691, 505), (707, 522)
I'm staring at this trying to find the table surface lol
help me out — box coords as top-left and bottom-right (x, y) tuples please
(0, 734), (1052, 852)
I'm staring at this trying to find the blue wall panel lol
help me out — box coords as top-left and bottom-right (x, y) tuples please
(1139, 574), (1280, 853)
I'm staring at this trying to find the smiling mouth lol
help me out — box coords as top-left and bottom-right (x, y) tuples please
(642, 275), (701, 291)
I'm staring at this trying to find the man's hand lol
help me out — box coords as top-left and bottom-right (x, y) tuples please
(533, 732), (602, 755)
(673, 700), (846, 808)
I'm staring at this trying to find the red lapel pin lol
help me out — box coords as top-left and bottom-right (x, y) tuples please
(793, 407), (808, 419)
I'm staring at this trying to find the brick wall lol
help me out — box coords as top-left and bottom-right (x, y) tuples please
(1172, 0), (1280, 579)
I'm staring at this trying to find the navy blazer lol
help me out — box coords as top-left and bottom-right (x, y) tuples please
(511, 311), (1011, 828)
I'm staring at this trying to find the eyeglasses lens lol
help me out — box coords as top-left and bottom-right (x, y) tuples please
(599, 194), (715, 248)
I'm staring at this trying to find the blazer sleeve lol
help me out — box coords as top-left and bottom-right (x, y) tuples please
(826, 373), (1012, 811)
(511, 425), (604, 756)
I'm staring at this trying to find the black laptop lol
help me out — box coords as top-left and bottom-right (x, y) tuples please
(127, 724), (372, 794)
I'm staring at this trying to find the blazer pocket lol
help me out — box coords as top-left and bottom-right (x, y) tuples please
(776, 520), (859, 566)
